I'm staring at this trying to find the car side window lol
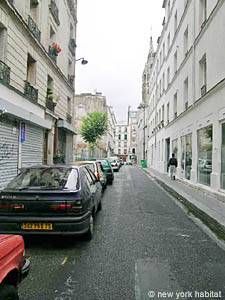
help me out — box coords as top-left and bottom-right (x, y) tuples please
(85, 167), (97, 183)
(83, 168), (94, 186)
(80, 168), (91, 192)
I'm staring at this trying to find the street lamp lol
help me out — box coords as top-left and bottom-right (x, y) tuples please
(138, 103), (148, 160)
(75, 57), (88, 65)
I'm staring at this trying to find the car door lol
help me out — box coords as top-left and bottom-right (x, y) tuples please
(79, 168), (93, 212)
(86, 167), (102, 211)
(83, 167), (98, 213)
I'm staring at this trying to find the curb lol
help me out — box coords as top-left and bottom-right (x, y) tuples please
(142, 168), (225, 241)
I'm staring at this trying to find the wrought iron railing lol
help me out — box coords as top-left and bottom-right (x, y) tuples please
(24, 81), (38, 102)
(66, 113), (72, 124)
(68, 38), (76, 56)
(28, 15), (41, 42)
(49, 0), (60, 25)
(0, 61), (10, 86)
(46, 97), (56, 112)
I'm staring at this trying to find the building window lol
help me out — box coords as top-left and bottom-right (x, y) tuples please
(167, 102), (170, 124)
(173, 92), (177, 119)
(167, 67), (170, 87)
(199, 54), (207, 96)
(197, 125), (212, 186)
(162, 105), (165, 122)
(124, 134), (127, 140)
(162, 73), (165, 92)
(26, 54), (36, 85)
(184, 77), (188, 110)
(67, 97), (71, 114)
(118, 149), (121, 155)
(200, 0), (207, 27)
(167, 33), (170, 53)
(174, 50), (177, 74)
(118, 134), (121, 140)
(124, 149), (127, 155)
(0, 25), (7, 62)
(174, 11), (178, 34)
(46, 75), (54, 101)
(183, 26), (189, 57)
(172, 139), (178, 158)
(30, 0), (39, 23)
(181, 134), (192, 180)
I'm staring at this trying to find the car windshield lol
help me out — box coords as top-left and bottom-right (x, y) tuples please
(99, 160), (110, 168)
(6, 167), (77, 190)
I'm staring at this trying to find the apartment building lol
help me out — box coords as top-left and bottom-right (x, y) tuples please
(141, 0), (225, 192)
(74, 92), (108, 159)
(0, 0), (77, 188)
(106, 105), (116, 157)
(114, 122), (129, 161)
(127, 107), (137, 162)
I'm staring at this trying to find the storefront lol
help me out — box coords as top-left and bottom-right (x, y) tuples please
(197, 125), (213, 186)
(181, 134), (192, 180)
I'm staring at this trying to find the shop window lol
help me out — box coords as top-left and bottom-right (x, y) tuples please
(172, 139), (178, 158)
(26, 54), (36, 85)
(221, 123), (225, 189)
(197, 125), (212, 186)
(181, 134), (192, 180)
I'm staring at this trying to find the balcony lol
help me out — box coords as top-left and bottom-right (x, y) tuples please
(201, 84), (207, 96)
(46, 97), (56, 112)
(66, 113), (72, 124)
(49, 0), (60, 26)
(68, 38), (76, 56)
(68, 75), (75, 86)
(0, 61), (10, 86)
(24, 81), (38, 103)
(28, 15), (41, 42)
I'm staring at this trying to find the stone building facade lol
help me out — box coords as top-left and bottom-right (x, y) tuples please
(106, 105), (116, 157)
(0, 0), (77, 188)
(74, 92), (108, 160)
(140, 0), (225, 193)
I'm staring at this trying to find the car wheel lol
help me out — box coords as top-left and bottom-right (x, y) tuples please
(84, 215), (94, 241)
(0, 285), (19, 300)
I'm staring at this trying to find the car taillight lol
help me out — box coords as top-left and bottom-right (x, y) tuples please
(0, 203), (24, 211)
(50, 201), (82, 212)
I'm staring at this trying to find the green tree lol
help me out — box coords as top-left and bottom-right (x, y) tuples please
(80, 112), (108, 152)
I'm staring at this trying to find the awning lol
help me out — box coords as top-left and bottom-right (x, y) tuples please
(0, 97), (52, 129)
(57, 119), (77, 134)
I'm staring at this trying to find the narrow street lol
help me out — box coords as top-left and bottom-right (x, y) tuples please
(20, 166), (225, 300)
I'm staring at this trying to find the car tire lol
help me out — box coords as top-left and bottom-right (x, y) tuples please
(0, 284), (19, 300)
(84, 215), (94, 241)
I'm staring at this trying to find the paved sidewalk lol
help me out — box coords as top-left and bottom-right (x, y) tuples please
(143, 167), (225, 240)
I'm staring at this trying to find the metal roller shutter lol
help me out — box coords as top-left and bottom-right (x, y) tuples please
(0, 120), (19, 189)
(21, 124), (44, 167)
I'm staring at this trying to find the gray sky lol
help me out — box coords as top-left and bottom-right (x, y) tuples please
(75, 0), (164, 122)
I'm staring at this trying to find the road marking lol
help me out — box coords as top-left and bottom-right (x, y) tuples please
(61, 257), (68, 265)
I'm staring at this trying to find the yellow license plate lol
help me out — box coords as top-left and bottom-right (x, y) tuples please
(21, 223), (53, 230)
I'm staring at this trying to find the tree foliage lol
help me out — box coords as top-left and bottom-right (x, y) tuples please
(80, 112), (108, 146)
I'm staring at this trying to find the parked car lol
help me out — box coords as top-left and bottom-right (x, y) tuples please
(97, 159), (114, 184)
(0, 234), (30, 300)
(0, 165), (102, 240)
(75, 161), (107, 191)
(108, 157), (120, 172)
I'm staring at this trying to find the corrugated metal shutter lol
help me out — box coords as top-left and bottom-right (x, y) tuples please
(0, 120), (19, 189)
(21, 124), (44, 167)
